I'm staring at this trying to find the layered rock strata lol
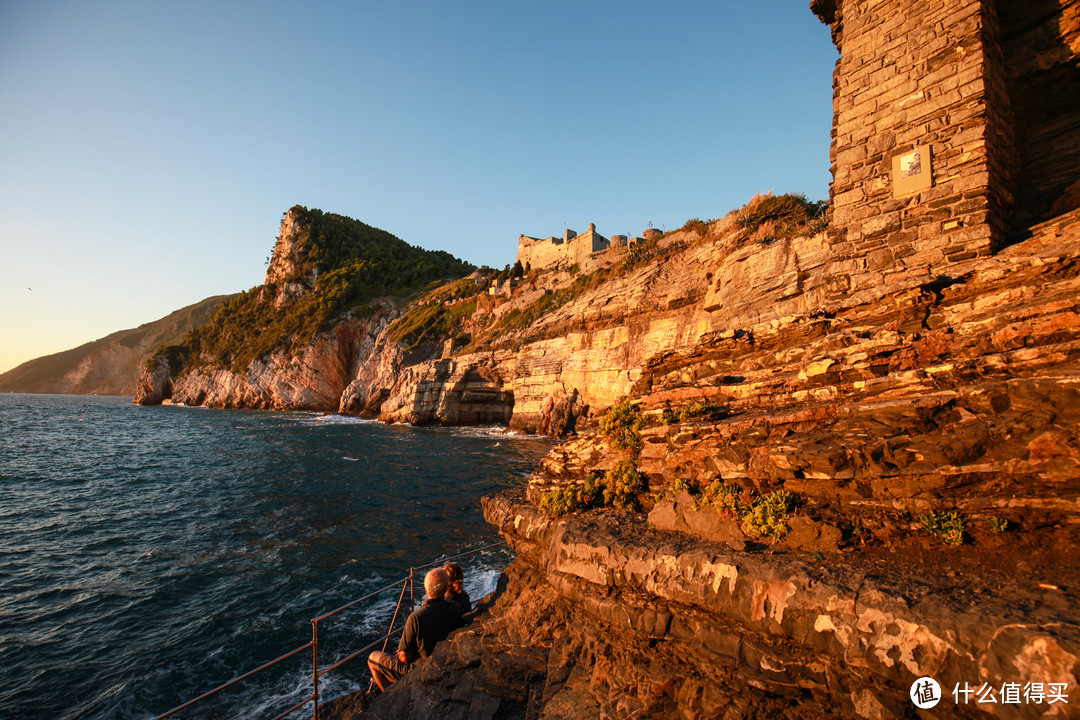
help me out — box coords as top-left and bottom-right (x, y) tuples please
(352, 210), (1080, 719)
(331, 218), (832, 432)
(354, 491), (1078, 720)
(533, 211), (1080, 534)
(160, 306), (396, 411)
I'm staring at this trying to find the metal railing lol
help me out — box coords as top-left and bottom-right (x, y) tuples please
(150, 540), (508, 720)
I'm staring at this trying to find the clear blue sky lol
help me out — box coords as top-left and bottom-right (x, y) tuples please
(0, 0), (837, 375)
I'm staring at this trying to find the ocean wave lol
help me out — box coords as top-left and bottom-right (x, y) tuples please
(441, 425), (539, 440)
(302, 414), (380, 426)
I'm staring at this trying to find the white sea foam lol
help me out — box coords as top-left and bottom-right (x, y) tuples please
(468, 567), (504, 599)
(307, 414), (380, 425)
(241, 669), (365, 720)
(443, 425), (537, 440)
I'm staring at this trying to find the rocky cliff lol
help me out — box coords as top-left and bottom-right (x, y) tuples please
(127, 194), (1080, 717)
(137, 196), (838, 436)
(134, 206), (473, 410)
(136, 305), (399, 410)
(349, 206), (1080, 719)
(134, 0), (1080, 713)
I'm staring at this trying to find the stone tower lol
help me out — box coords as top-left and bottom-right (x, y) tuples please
(812, 0), (1080, 286)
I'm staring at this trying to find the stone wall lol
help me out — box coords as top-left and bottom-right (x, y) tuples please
(564, 225), (610, 266)
(1000, 0), (1080, 235)
(516, 224), (610, 271)
(814, 0), (1001, 290)
(814, 0), (1080, 289)
(517, 234), (566, 272)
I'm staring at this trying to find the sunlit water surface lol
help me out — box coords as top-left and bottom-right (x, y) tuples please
(0, 394), (553, 719)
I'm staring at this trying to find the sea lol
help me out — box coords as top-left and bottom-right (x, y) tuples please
(0, 393), (554, 719)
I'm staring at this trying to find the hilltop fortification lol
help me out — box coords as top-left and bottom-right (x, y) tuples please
(516, 223), (611, 271)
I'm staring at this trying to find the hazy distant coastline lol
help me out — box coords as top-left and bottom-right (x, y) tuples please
(0, 294), (232, 396)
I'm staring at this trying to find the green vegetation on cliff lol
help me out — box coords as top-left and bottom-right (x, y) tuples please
(541, 398), (646, 517)
(386, 277), (487, 349)
(734, 192), (828, 242)
(501, 270), (604, 331)
(538, 474), (603, 517)
(277, 206), (471, 285)
(698, 481), (796, 542)
(919, 510), (966, 546)
(598, 397), (645, 455)
(181, 207), (475, 373)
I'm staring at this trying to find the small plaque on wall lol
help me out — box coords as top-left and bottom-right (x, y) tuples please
(892, 145), (933, 198)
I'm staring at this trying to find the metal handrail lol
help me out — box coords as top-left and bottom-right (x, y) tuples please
(311, 577), (408, 624)
(379, 581), (410, 655)
(410, 540), (511, 573)
(151, 642), (315, 720)
(316, 629), (403, 680)
(149, 540), (508, 720)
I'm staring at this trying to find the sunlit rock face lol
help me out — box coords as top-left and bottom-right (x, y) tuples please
(338, 208), (1080, 719)
(132, 360), (172, 406)
(146, 1), (1080, 714)
(141, 201), (1080, 719)
(264, 208), (318, 290)
(345, 487), (1077, 720)
(337, 221), (833, 434)
(139, 309), (395, 412)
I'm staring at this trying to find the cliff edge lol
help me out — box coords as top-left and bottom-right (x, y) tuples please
(133, 206), (475, 410)
(352, 206), (1080, 720)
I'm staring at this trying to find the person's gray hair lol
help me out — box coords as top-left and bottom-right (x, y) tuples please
(425, 568), (449, 600)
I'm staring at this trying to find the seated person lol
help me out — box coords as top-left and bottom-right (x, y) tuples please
(367, 568), (462, 691)
(444, 562), (471, 614)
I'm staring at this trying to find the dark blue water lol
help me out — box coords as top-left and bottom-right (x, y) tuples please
(0, 394), (552, 719)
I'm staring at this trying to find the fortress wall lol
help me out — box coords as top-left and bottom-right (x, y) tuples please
(566, 230), (610, 266)
(517, 235), (565, 271)
(1000, 0), (1080, 234)
(817, 0), (1002, 286)
(517, 227), (611, 271)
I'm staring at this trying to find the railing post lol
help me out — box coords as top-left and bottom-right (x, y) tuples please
(311, 619), (319, 720)
(150, 543), (506, 720)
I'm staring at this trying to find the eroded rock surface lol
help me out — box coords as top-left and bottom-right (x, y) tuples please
(348, 489), (1078, 720)
(135, 204), (1080, 718)
(137, 307), (396, 411)
(343, 211), (1080, 718)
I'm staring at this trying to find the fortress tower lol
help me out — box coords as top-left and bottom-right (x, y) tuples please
(812, 0), (1080, 285)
